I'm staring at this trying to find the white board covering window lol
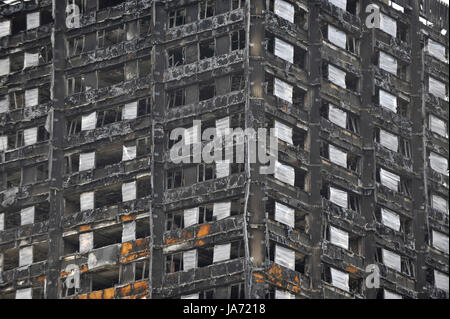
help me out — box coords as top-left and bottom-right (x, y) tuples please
(183, 249), (197, 271)
(275, 245), (295, 270)
(24, 127), (38, 146)
(382, 248), (401, 272)
(0, 96), (8, 114)
(274, 0), (294, 23)
(25, 88), (38, 107)
(432, 195), (448, 214)
(181, 293), (199, 299)
(122, 221), (136, 243)
(0, 213), (4, 231)
(19, 246), (33, 267)
(427, 39), (447, 63)
(429, 152), (448, 176)
(213, 243), (231, 263)
(16, 288), (32, 300)
(379, 89), (397, 112)
(123, 101), (137, 120)
(216, 160), (230, 178)
(184, 207), (199, 228)
(379, 13), (397, 38)
(379, 51), (397, 75)
(275, 290), (295, 299)
(213, 202), (231, 220)
(274, 121), (293, 145)
(0, 135), (7, 151)
(379, 129), (398, 152)
(328, 25), (346, 49)
(429, 115), (448, 138)
(274, 38), (294, 63)
(80, 192), (94, 211)
(79, 152), (95, 171)
(274, 78), (293, 103)
(0, 58), (9, 76)
(0, 20), (11, 38)
(384, 289), (402, 299)
(429, 77), (448, 100)
(329, 144), (347, 168)
(434, 270), (449, 292)
(329, 187), (348, 209)
(122, 181), (136, 202)
(216, 116), (230, 137)
(329, 226), (349, 250)
(328, 65), (346, 88)
(275, 202), (295, 228)
(27, 12), (40, 30)
(122, 145), (137, 161)
(328, 104), (347, 128)
(329, 0), (347, 10)
(330, 267), (349, 291)
(432, 230), (449, 254)
(381, 208), (400, 231)
(274, 161), (295, 186)
(81, 112), (97, 131)
(21, 206), (35, 226)
(24, 52), (39, 69)
(380, 168), (400, 191)
(79, 232), (94, 253)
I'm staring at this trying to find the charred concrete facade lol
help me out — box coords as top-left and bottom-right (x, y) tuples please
(0, 0), (448, 299)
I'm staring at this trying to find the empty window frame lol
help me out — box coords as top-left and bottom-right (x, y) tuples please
(167, 168), (184, 189)
(96, 106), (122, 127)
(167, 88), (186, 108)
(198, 163), (215, 182)
(231, 73), (245, 91)
(231, 30), (245, 51)
(166, 211), (184, 231)
(167, 47), (185, 67)
(199, 0), (215, 19)
(98, 25), (125, 48)
(168, 8), (186, 28)
(67, 75), (86, 95)
(199, 39), (215, 59)
(98, 65), (124, 88)
(165, 252), (182, 273)
(98, 0), (126, 10)
(68, 35), (85, 56)
(231, 0), (245, 10)
(199, 82), (216, 101)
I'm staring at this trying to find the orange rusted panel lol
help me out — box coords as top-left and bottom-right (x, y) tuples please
(121, 253), (137, 263)
(89, 290), (103, 299)
(77, 294), (88, 299)
(121, 214), (136, 222)
(103, 288), (115, 299)
(196, 224), (210, 238)
(121, 242), (133, 256)
(195, 239), (205, 246)
(345, 266), (358, 273)
(133, 281), (149, 294)
(119, 284), (132, 297)
(37, 275), (46, 282)
(79, 225), (91, 232)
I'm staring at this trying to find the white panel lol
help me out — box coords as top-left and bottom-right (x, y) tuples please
(19, 246), (33, 267)
(328, 25), (346, 49)
(25, 88), (38, 107)
(432, 195), (448, 214)
(24, 52), (39, 69)
(0, 96), (9, 114)
(181, 293), (199, 299)
(379, 129), (398, 152)
(275, 245), (295, 270)
(330, 187), (348, 209)
(123, 101), (137, 120)
(216, 116), (230, 137)
(0, 20), (11, 38)
(429, 152), (448, 175)
(380, 168), (400, 191)
(122, 181), (137, 202)
(275, 202), (295, 228)
(379, 90), (397, 112)
(329, 0), (347, 10)
(79, 152), (96, 171)
(329, 104), (347, 128)
(427, 39), (447, 63)
(434, 270), (449, 292)
(184, 207), (199, 228)
(429, 115), (448, 138)
(80, 192), (94, 211)
(213, 202), (231, 220)
(24, 127), (38, 146)
(216, 160), (230, 178)
(275, 38), (294, 63)
(274, 78), (293, 103)
(274, 0), (294, 23)
(0, 57), (9, 76)
(384, 289), (402, 299)
(380, 13), (397, 38)
(379, 51), (397, 75)
(382, 248), (401, 272)
(16, 288), (32, 300)
(0, 135), (7, 151)
(122, 145), (137, 161)
(81, 112), (97, 131)
(328, 65), (346, 88)
(183, 249), (197, 271)
(122, 221), (136, 243)
(274, 161), (295, 186)
(331, 267), (349, 291)
(213, 243), (231, 263)
(329, 144), (347, 167)
(432, 230), (449, 254)
(79, 232), (94, 253)
(21, 206), (35, 226)
(27, 12), (40, 30)
(429, 77), (448, 100)
(0, 213), (4, 231)
(381, 208), (400, 231)
(330, 226), (349, 250)
(184, 124), (200, 145)
(275, 290), (295, 299)
(274, 121), (293, 145)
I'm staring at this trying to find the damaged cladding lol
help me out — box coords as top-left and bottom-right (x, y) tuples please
(0, 0), (448, 300)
